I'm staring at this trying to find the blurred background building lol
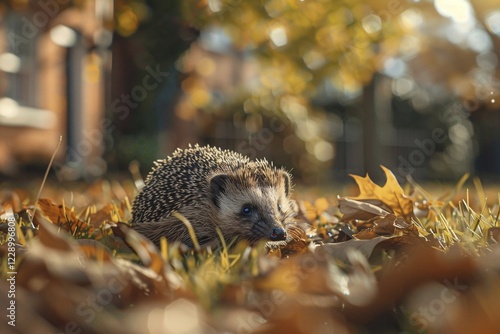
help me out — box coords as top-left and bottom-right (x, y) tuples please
(0, 0), (499, 184)
(0, 0), (112, 179)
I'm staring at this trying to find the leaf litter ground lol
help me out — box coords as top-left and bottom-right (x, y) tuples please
(1, 168), (500, 333)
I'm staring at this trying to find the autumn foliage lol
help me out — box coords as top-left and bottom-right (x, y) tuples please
(1, 168), (500, 333)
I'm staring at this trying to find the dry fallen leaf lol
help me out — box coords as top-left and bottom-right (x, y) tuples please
(338, 197), (391, 221)
(2, 166), (500, 334)
(37, 198), (94, 237)
(320, 236), (401, 263)
(314, 197), (330, 215)
(348, 166), (415, 222)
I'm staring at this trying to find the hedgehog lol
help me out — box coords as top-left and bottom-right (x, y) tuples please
(131, 144), (294, 248)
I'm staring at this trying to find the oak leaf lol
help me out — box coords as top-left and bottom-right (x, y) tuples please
(348, 166), (414, 222)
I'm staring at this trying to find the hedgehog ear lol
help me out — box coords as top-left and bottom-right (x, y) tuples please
(210, 174), (230, 207)
(279, 171), (291, 197)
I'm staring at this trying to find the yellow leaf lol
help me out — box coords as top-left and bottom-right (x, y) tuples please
(348, 166), (414, 222)
(314, 197), (330, 214)
(297, 200), (318, 222)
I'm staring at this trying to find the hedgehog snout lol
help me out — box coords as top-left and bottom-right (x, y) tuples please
(264, 211), (287, 241)
(270, 226), (287, 241)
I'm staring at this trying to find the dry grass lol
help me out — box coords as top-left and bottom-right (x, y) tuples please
(1, 169), (500, 333)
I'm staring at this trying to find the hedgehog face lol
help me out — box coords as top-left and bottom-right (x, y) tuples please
(209, 171), (293, 243)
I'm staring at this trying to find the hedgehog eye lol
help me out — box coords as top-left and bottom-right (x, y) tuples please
(277, 203), (283, 212)
(241, 204), (253, 216)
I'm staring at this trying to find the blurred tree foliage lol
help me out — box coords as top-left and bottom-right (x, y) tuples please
(178, 0), (407, 179)
(182, 0), (405, 92)
(114, 0), (499, 180)
(176, 0), (500, 181)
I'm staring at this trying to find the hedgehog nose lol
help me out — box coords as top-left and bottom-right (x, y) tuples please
(270, 227), (287, 241)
